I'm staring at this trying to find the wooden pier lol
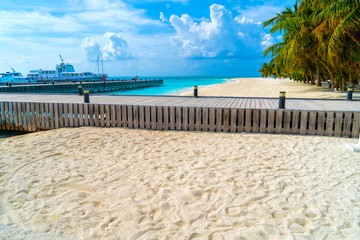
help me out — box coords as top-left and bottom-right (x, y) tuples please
(0, 80), (163, 94)
(0, 94), (359, 138)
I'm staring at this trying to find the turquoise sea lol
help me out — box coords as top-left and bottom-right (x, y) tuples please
(102, 76), (229, 95)
(0, 76), (235, 138)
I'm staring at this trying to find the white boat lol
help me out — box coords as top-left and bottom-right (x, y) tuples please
(0, 68), (31, 83)
(27, 55), (107, 82)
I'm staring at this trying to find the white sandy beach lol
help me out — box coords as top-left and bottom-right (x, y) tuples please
(1, 77), (360, 240)
(181, 77), (360, 99)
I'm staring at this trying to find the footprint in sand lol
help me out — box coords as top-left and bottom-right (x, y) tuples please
(225, 206), (247, 217)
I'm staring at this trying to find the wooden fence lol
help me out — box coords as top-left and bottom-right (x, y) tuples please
(0, 101), (359, 138)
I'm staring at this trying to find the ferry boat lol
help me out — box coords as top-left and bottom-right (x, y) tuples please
(0, 68), (31, 83)
(27, 55), (107, 82)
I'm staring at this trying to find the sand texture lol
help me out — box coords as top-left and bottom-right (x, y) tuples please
(181, 78), (360, 99)
(1, 127), (360, 239)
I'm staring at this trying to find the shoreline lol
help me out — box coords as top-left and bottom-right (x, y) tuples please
(174, 78), (238, 96)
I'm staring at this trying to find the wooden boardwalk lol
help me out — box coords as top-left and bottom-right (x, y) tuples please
(0, 93), (359, 138)
(0, 80), (163, 94)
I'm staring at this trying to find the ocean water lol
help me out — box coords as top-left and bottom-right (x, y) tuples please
(101, 76), (229, 95)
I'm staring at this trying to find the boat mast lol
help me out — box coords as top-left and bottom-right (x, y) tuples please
(59, 54), (64, 64)
(101, 56), (104, 74)
(96, 54), (100, 75)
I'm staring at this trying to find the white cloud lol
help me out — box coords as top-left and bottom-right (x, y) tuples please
(102, 32), (132, 60)
(169, 4), (264, 59)
(19, 56), (31, 64)
(261, 33), (274, 49)
(160, 12), (168, 22)
(0, 0), (162, 35)
(82, 32), (132, 62)
(81, 37), (102, 62)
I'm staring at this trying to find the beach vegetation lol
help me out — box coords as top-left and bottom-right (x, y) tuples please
(260, 0), (360, 91)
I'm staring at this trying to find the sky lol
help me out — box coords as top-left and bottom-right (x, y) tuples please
(0, 0), (295, 77)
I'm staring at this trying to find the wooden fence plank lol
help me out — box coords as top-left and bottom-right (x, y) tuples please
(94, 104), (100, 127)
(111, 105), (116, 127)
(237, 109), (244, 133)
(283, 110), (291, 134)
(30, 102), (36, 132)
(325, 111), (335, 136)
(68, 103), (73, 128)
(73, 103), (78, 128)
(189, 107), (195, 131)
(163, 106), (169, 130)
(182, 107), (188, 130)
(209, 108), (215, 132)
(105, 104), (110, 127)
(342, 112), (352, 138)
(122, 105), (128, 127)
(176, 107), (182, 130)
(252, 109), (259, 133)
(230, 108), (237, 133)
(245, 109), (252, 133)
(16, 102), (23, 131)
(275, 110), (283, 134)
(88, 104), (94, 126)
(128, 105), (133, 128)
(216, 108), (222, 132)
(260, 109), (267, 133)
(21, 102), (27, 131)
(317, 111), (325, 136)
(334, 112), (343, 137)
(352, 112), (360, 138)
(146, 106), (151, 129)
(13, 102), (19, 131)
(63, 103), (69, 127)
(54, 103), (59, 129)
(49, 103), (55, 129)
(8, 101), (14, 130)
(39, 103), (45, 130)
(151, 106), (156, 129)
(196, 108), (202, 131)
(157, 106), (162, 130)
(299, 111), (308, 135)
(202, 108), (209, 132)
(99, 104), (105, 127)
(308, 111), (317, 135)
(26, 102), (31, 131)
(133, 105), (139, 129)
(223, 108), (230, 132)
(267, 109), (275, 134)
(139, 106), (145, 129)
(78, 104), (83, 127)
(0, 102), (4, 130)
(4, 102), (10, 130)
(116, 105), (121, 127)
(58, 103), (64, 128)
(291, 110), (300, 134)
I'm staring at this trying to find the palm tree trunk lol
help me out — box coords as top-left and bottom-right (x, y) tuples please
(316, 63), (322, 86)
(317, 57), (335, 91)
(310, 72), (315, 85)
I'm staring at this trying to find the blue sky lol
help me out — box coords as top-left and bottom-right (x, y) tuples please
(0, 0), (295, 76)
